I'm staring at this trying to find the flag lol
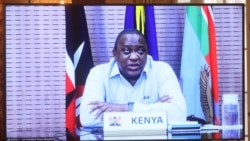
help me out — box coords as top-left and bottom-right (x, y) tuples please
(65, 5), (94, 140)
(124, 5), (159, 60)
(180, 5), (220, 127)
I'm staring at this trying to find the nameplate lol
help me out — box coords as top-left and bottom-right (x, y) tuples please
(103, 112), (167, 137)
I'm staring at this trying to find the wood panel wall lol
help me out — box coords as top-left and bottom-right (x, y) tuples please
(0, 0), (5, 140)
(247, 0), (250, 139)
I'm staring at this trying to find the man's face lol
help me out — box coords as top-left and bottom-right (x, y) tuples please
(113, 33), (147, 80)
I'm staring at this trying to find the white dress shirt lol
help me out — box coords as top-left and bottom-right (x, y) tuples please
(80, 55), (187, 127)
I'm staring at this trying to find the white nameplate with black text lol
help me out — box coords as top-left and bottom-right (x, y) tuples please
(103, 112), (168, 137)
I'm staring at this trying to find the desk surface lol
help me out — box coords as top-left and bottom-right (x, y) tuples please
(7, 126), (244, 141)
(53, 127), (243, 141)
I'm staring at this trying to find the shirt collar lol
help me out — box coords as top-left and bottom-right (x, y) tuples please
(110, 58), (120, 78)
(109, 55), (153, 78)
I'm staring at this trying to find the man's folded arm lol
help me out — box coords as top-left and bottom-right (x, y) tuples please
(80, 97), (103, 127)
(80, 68), (105, 127)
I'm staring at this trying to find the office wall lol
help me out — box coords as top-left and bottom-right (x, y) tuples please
(5, 6), (66, 137)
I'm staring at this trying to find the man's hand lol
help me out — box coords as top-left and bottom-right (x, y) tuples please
(159, 95), (172, 103)
(88, 101), (128, 119)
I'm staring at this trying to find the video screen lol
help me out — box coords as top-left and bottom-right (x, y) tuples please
(5, 4), (244, 140)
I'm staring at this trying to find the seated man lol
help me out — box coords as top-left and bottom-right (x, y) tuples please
(80, 28), (187, 127)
